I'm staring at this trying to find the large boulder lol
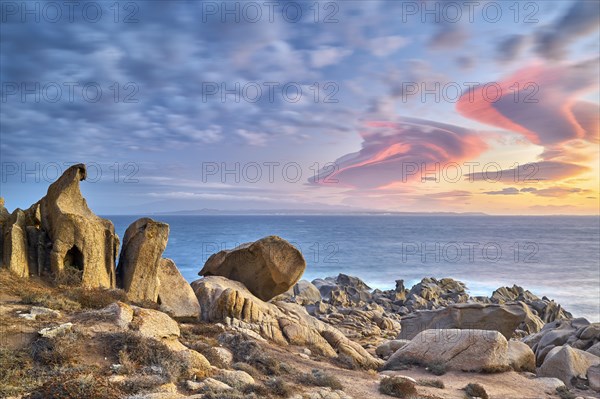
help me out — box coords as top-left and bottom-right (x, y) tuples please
(588, 364), (600, 392)
(38, 164), (120, 288)
(398, 302), (544, 340)
(199, 236), (305, 301)
(157, 258), (200, 320)
(508, 340), (536, 372)
(537, 345), (600, 387)
(116, 218), (169, 302)
(192, 276), (382, 369)
(384, 329), (511, 372)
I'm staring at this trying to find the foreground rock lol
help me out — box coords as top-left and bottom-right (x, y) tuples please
(199, 235), (306, 301)
(384, 329), (511, 372)
(117, 218), (169, 302)
(156, 258), (200, 320)
(398, 302), (544, 340)
(537, 345), (600, 387)
(192, 275), (382, 369)
(275, 280), (322, 305)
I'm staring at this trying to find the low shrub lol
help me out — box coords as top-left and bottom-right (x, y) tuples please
(224, 334), (290, 375)
(265, 377), (294, 397)
(465, 383), (488, 399)
(426, 361), (447, 376)
(105, 332), (184, 382)
(418, 378), (445, 389)
(30, 331), (81, 367)
(379, 376), (417, 398)
(232, 362), (261, 378)
(297, 369), (343, 390)
(556, 386), (576, 399)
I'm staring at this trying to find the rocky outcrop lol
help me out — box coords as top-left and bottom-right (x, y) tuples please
(157, 258), (201, 320)
(199, 236), (306, 302)
(191, 276), (382, 369)
(384, 329), (511, 372)
(588, 364), (600, 392)
(522, 318), (598, 366)
(2, 209), (30, 277)
(1, 165), (120, 287)
(312, 274), (372, 307)
(537, 345), (600, 387)
(116, 218), (169, 302)
(275, 280), (321, 305)
(491, 285), (572, 322)
(398, 302), (544, 340)
(39, 164), (120, 287)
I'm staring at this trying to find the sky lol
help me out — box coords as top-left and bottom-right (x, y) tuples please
(1, 0), (599, 215)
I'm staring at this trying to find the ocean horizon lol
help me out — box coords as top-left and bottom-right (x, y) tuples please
(107, 214), (600, 322)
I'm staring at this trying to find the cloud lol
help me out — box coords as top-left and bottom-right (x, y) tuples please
(484, 187), (520, 195)
(457, 59), (599, 147)
(236, 129), (269, 146)
(309, 46), (353, 68)
(369, 35), (409, 57)
(496, 35), (528, 63)
(466, 161), (590, 184)
(428, 23), (468, 50)
(522, 186), (586, 198)
(535, 0), (600, 60)
(310, 117), (488, 189)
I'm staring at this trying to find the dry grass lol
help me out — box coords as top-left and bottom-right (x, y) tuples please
(104, 331), (185, 382)
(0, 347), (38, 396)
(25, 373), (121, 399)
(556, 386), (576, 399)
(67, 288), (127, 309)
(30, 330), (82, 367)
(21, 292), (82, 312)
(224, 333), (291, 376)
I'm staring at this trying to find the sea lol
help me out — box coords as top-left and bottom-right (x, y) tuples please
(108, 215), (600, 322)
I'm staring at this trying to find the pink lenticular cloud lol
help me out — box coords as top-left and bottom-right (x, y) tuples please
(457, 59), (599, 147)
(310, 118), (488, 189)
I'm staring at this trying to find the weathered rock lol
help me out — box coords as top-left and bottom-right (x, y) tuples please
(523, 318), (595, 366)
(276, 280), (322, 305)
(588, 364), (600, 392)
(399, 302), (544, 340)
(117, 218), (169, 302)
(312, 274), (372, 307)
(492, 285), (572, 322)
(39, 164), (120, 288)
(100, 301), (135, 328)
(157, 258), (200, 320)
(2, 209), (30, 277)
(191, 377), (232, 392)
(537, 345), (600, 387)
(39, 322), (73, 338)
(129, 307), (180, 340)
(384, 329), (511, 372)
(376, 339), (410, 359)
(508, 340), (536, 372)
(18, 306), (61, 321)
(587, 342), (600, 357)
(212, 347), (233, 366)
(199, 236), (306, 302)
(192, 276), (382, 369)
(215, 369), (255, 387)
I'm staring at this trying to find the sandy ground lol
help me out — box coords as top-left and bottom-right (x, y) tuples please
(267, 343), (600, 399)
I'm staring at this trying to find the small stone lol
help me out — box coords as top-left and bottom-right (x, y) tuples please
(39, 322), (73, 338)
